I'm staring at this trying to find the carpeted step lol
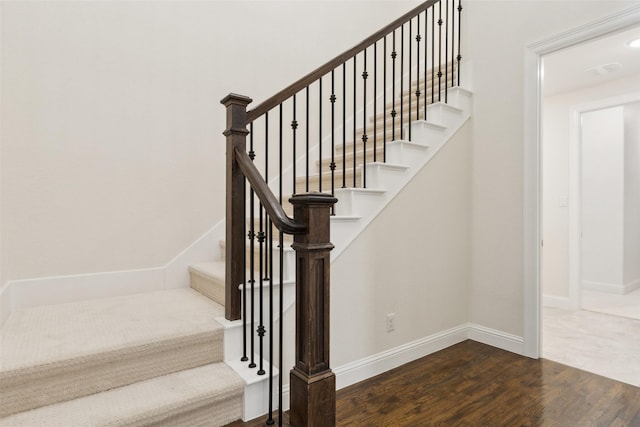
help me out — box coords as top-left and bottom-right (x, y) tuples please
(0, 289), (226, 417)
(0, 362), (243, 427)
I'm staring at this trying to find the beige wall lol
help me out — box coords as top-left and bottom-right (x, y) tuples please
(465, 0), (637, 336)
(331, 122), (471, 368)
(0, 0), (422, 284)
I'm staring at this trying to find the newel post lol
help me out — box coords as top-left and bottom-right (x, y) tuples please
(221, 93), (252, 321)
(289, 193), (338, 427)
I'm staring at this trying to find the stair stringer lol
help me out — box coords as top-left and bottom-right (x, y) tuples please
(329, 88), (472, 261)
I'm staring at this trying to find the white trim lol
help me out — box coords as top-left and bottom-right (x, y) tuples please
(0, 219), (225, 325)
(523, 4), (640, 361)
(542, 294), (576, 310)
(333, 324), (469, 391)
(582, 279), (639, 295)
(331, 323), (524, 392)
(467, 323), (525, 356)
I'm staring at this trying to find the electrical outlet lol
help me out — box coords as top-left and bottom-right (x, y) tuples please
(386, 313), (395, 332)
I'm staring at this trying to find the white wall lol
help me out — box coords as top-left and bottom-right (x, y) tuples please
(623, 102), (640, 288)
(465, 0), (637, 337)
(581, 106), (625, 289)
(0, 0), (422, 285)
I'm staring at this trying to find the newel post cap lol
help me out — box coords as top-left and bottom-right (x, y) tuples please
(220, 93), (253, 107)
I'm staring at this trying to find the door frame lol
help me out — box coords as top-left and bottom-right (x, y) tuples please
(522, 5), (640, 358)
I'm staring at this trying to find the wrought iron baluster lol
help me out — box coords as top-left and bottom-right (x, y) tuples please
(408, 19), (412, 141)
(257, 202), (265, 376)
(330, 70), (336, 211)
(352, 55), (357, 188)
(445, 0), (449, 102)
(305, 86), (310, 192)
(373, 42), (377, 163)
(248, 123), (256, 368)
(432, 6), (435, 104)
(266, 219), (274, 425)
(362, 48), (368, 188)
(424, 9), (428, 120)
(391, 30), (397, 141)
(416, 14), (421, 122)
(457, 0), (463, 86)
(318, 77), (323, 192)
(400, 23), (404, 140)
(438, 0), (443, 102)
(292, 95), (297, 195)
(342, 63), (347, 188)
(383, 35), (387, 162)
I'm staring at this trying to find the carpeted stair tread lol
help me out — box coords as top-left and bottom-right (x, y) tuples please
(0, 362), (243, 427)
(0, 289), (225, 417)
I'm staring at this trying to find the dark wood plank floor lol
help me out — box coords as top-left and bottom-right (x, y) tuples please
(225, 340), (640, 426)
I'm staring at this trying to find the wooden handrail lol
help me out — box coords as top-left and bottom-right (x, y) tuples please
(246, 0), (439, 123)
(234, 146), (307, 235)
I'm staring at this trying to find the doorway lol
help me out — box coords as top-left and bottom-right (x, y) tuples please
(539, 29), (640, 387)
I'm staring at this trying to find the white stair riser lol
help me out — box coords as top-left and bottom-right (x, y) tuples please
(365, 163), (410, 190)
(385, 141), (430, 167)
(426, 102), (463, 128)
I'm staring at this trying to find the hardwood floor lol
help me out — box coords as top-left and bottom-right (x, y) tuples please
(226, 340), (640, 426)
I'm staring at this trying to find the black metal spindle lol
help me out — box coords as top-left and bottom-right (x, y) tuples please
(277, 227), (284, 427)
(257, 202), (265, 376)
(362, 48), (368, 188)
(457, 0), (462, 86)
(432, 6), (435, 104)
(305, 86), (310, 192)
(342, 62), (346, 188)
(400, 23), (404, 139)
(391, 30), (396, 141)
(292, 95), (297, 195)
(416, 14), (421, 122)
(248, 123), (256, 369)
(373, 42), (377, 163)
(330, 70), (336, 209)
(352, 55), (357, 188)
(242, 178), (247, 362)
(383, 35), (387, 162)
(408, 20), (412, 141)
(438, 0), (443, 102)
(424, 10), (428, 120)
(266, 219), (274, 425)
(451, 0), (455, 89)
(319, 77), (323, 193)
(445, 0), (449, 102)
(264, 113), (270, 284)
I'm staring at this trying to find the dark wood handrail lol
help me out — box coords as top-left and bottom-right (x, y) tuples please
(234, 146), (307, 235)
(246, 0), (439, 123)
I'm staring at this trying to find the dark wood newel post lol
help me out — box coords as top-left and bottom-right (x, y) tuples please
(221, 93), (253, 321)
(289, 192), (338, 427)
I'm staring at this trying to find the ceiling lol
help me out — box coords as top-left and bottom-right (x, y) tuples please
(543, 25), (640, 97)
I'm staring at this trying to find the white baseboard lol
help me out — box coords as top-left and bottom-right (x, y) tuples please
(466, 323), (525, 356)
(333, 324), (469, 390)
(542, 294), (576, 310)
(582, 280), (626, 295)
(624, 277), (640, 294)
(0, 219), (225, 326)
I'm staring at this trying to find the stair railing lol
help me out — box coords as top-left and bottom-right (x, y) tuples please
(223, 1), (461, 425)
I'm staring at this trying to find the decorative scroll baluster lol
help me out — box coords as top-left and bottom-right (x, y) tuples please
(451, 0), (455, 89)
(248, 124), (256, 368)
(257, 203), (265, 375)
(362, 48), (368, 188)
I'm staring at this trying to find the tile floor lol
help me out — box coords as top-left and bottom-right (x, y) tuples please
(543, 305), (640, 387)
(581, 287), (640, 320)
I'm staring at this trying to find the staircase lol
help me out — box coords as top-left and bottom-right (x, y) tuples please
(0, 289), (243, 426)
(1, 1), (467, 425)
